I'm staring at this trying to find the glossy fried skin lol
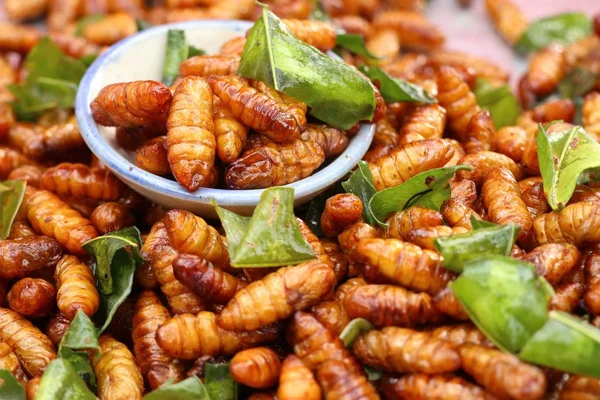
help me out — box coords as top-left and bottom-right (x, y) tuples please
(456, 151), (522, 185)
(54, 255), (100, 320)
(460, 344), (546, 400)
(7, 123), (44, 160)
(368, 139), (454, 190)
(93, 335), (144, 400)
(217, 261), (335, 331)
(8, 165), (44, 187)
(354, 327), (460, 374)
(47, 0), (80, 31)
(40, 162), (125, 201)
(166, 76), (216, 192)
(320, 194), (363, 238)
(431, 324), (494, 347)
(295, 218), (333, 269)
(277, 354), (322, 400)
(90, 80), (172, 129)
(334, 277), (367, 304)
(0, 103), (14, 141)
(484, 0), (528, 45)
(465, 110), (495, 154)
(550, 265), (585, 312)
(0, 23), (40, 53)
(132, 291), (183, 390)
(213, 96), (248, 163)
(531, 98), (575, 123)
(8, 220), (36, 240)
(209, 75), (307, 143)
(83, 12), (137, 46)
(0, 236), (61, 279)
(310, 300), (350, 336)
(179, 54), (240, 78)
(522, 44), (566, 102)
(90, 202), (136, 234)
(385, 207), (444, 241)
(317, 359), (380, 400)
(321, 239), (349, 282)
(135, 136), (170, 176)
(155, 311), (278, 359)
(400, 104), (447, 140)
(373, 119), (400, 147)
(518, 177), (549, 220)
(282, 19), (337, 52)
(493, 126), (532, 163)
(302, 124), (348, 158)
(220, 36), (247, 55)
(429, 49), (509, 83)
(533, 201), (600, 246)
(7, 278), (56, 318)
(558, 375), (600, 400)
(230, 347), (281, 389)
(173, 254), (247, 304)
(583, 91), (600, 139)
(343, 284), (443, 327)
(45, 312), (71, 346)
(0, 342), (27, 384)
(584, 252), (600, 315)
(4, 0), (47, 21)
(0, 146), (37, 179)
(48, 32), (101, 59)
(382, 373), (498, 400)
(373, 10), (444, 50)
(366, 28), (401, 61)
(0, 307), (56, 376)
(432, 287), (470, 320)
(519, 243), (580, 285)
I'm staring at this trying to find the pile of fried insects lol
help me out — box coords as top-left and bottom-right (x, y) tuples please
(1, 0), (600, 399)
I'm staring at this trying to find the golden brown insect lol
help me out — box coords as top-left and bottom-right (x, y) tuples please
(320, 194), (363, 238)
(521, 122), (573, 176)
(302, 124), (348, 158)
(317, 359), (380, 400)
(429, 49), (509, 83)
(464, 110), (495, 154)
(311, 300), (350, 336)
(179, 54), (240, 78)
(0, 342), (27, 385)
(372, 119), (400, 147)
(135, 136), (170, 176)
(431, 324), (494, 347)
(135, 257), (159, 290)
(54, 255), (100, 320)
(321, 239), (349, 282)
(493, 126), (533, 163)
(0, 146), (37, 179)
(45, 312), (71, 346)
(40, 163), (125, 201)
(531, 98), (575, 124)
(583, 91), (600, 140)
(0, 236), (61, 279)
(277, 354), (322, 400)
(381, 373), (498, 400)
(557, 375), (600, 400)
(432, 287), (470, 320)
(519, 243), (580, 285)
(354, 327), (460, 374)
(0, 307), (56, 376)
(155, 311), (279, 359)
(373, 10), (444, 50)
(533, 201), (600, 246)
(8, 220), (36, 240)
(484, 0), (528, 45)
(459, 343), (547, 400)
(565, 34), (600, 66)
(0, 103), (15, 141)
(217, 261), (334, 331)
(83, 12), (137, 46)
(132, 291), (184, 389)
(7, 278), (56, 318)
(209, 75), (307, 143)
(399, 104), (447, 140)
(7, 123), (45, 160)
(550, 265), (585, 312)
(213, 96), (248, 164)
(456, 151), (522, 185)
(93, 335), (144, 400)
(296, 218), (334, 270)
(385, 206), (444, 240)
(585, 252), (600, 315)
(368, 138), (455, 190)
(334, 278), (367, 305)
(7, 165), (44, 187)
(405, 225), (470, 251)
(91, 80), (172, 129)
(282, 19), (337, 52)
(4, 0), (47, 21)
(220, 36), (247, 55)
(166, 76), (217, 192)
(343, 284), (443, 327)
(47, 0), (81, 31)
(49, 32), (101, 59)
(0, 23), (40, 53)
(366, 28), (401, 61)
(90, 202), (136, 234)
(520, 44), (566, 106)
(230, 347), (281, 389)
(441, 199), (481, 229)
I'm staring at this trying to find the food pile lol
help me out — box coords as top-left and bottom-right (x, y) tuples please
(0, 0), (600, 399)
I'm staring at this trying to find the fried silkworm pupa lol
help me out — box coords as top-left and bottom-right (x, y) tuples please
(334, 277), (367, 304)
(310, 300), (350, 336)
(399, 104), (447, 140)
(372, 119), (400, 147)
(132, 291), (184, 389)
(0, 23), (40, 53)
(54, 255), (100, 320)
(550, 265), (585, 313)
(456, 151), (522, 185)
(90, 202), (136, 234)
(155, 311), (279, 359)
(338, 222), (380, 262)
(90, 80), (171, 129)
(557, 375), (600, 400)
(585, 252), (600, 315)
(277, 354), (321, 400)
(7, 278), (56, 318)
(135, 258), (159, 290)
(213, 96), (248, 163)
(583, 91), (600, 140)
(0, 103), (14, 142)
(179, 54), (240, 78)
(533, 201), (600, 246)
(407, 225), (469, 251)
(166, 76), (216, 192)
(484, 0), (528, 45)
(519, 243), (580, 285)
(230, 347), (281, 389)
(518, 177), (549, 220)
(385, 206), (444, 240)
(368, 138), (455, 190)
(441, 199), (480, 229)
(465, 110), (495, 154)
(8, 221), (36, 240)
(282, 19), (337, 52)
(366, 28), (401, 61)
(0, 236), (62, 279)
(83, 12), (137, 46)
(343, 284), (443, 328)
(40, 163), (125, 201)
(493, 126), (532, 163)
(45, 312), (71, 347)
(47, 0), (80, 32)
(216, 261), (335, 331)
(320, 193), (363, 238)
(302, 124), (348, 158)
(353, 327), (460, 374)
(459, 343), (546, 400)
(0, 146), (37, 180)
(373, 10), (444, 50)
(4, 0), (47, 21)
(135, 136), (171, 176)
(8, 165), (44, 187)
(381, 373), (498, 400)
(93, 335), (144, 400)
(431, 324), (494, 347)
(321, 239), (349, 282)
(521, 44), (566, 101)
(317, 359), (380, 400)
(0, 342), (27, 384)
(173, 254), (247, 304)
(48, 32), (101, 59)
(116, 126), (163, 152)
(531, 98), (575, 123)
(0, 307), (56, 376)
(220, 36), (247, 55)
(432, 287), (470, 320)
(429, 49), (509, 83)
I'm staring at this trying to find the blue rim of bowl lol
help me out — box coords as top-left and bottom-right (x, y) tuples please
(75, 20), (375, 207)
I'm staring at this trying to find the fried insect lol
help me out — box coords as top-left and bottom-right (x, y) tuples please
(407, 225), (470, 251)
(282, 19), (337, 52)
(317, 359), (380, 400)
(179, 54), (240, 78)
(583, 91), (600, 140)
(0, 342), (27, 384)
(432, 287), (470, 320)
(558, 375), (600, 400)
(585, 252), (600, 315)
(343, 284), (443, 327)
(220, 36), (247, 55)
(459, 343), (546, 400)
(93, 335), (144, 400)
(213, 96), (248, 163)
(493, 126), (532, 163)
(320, 194), (363, 238)
(155, 311), (278, 359)
(48, 32), (101, 59)
(368, 138), (454, 190)
(91, 80), (171, 129)
(0, 307), (56, 376)
(209, 75), (306, 143)
(322, 239), (349, 282)
(0, 23), (40, 53)
(8, 220), (36, 240)
(47, 0), (81, 31)
(0, 147), (37, 179)
(385, 206), (444, 241)
(399, 104), (447, 140)
(45, 312), (71, 346)
(90, 202), (136, 234)
(0, 236), (61, 279)
(302, 124), (348, 158)
(372, 119), (400, 147)
(4, 0), (47, 21)
(166, 76), (216, 192)
(277, 354), (322, 400)
(7, 278), (56, 318)
(531, 98), (575, 123)
(431, 324), (494, 347)
(83, 12), (137, 46)
(521, 122), (574, 175)
(533, 201), (600, 246)
(54, 255), (100, 320)
(519, 243), (580, 285)
(366, 29), (401, 61)
(456, 151), (522, 185)
(334, 278), (367, 304)
(373, 10), (444, 50)
(8, 165), (43, 187)
(429, 49), (509, 83)
(135, 136), (170, 176)
(230, 347), (281, 389)
(550, 265), (585, 312)
(521, 44), (566, 105)
(464, 110), (495, 153)
(7, 123), (45, 160)
(381, 373), (497, 400)
(441, 199), (481, 229)
(311, 300), (350, 336)
(40, 163), (125, 201)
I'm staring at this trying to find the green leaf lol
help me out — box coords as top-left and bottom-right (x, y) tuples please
(58, 310), (100, 354)
(309, 0), (330, 22)
(162, 30), (189, 87)
(364, 366), (382, 381)
(80, 54), (98, 68)
(335, 34), (379, 59)
(359, 65), (437, 104)
(559, 68), (598, 98)
(83, 226), (143, 295)
(74, 14), (105, 37)
(368, 165), (470, 226)
(0, 180), (26, 240)
(216, 187), (315, 268)
(341, 161), (377, 225)
(205, 363), (238, 400)
(238, 7), (375, 129)
(0, 370), (25, 400)
(188, 45), (206, 58)
(339, 318), (374, 347)
(450, 256), (551, 353)
(519, 311), (600, 377)
(470, 216), (498, 230)
(143, 377), (210, 400)
(37, 359), (96, 400)
(517, 12), (592, 52)
(474, 78), (520, 129)
(537, 124), (600, 210)
(25, 38), (87, 84)
(57, 348), (96, 393)
(434, 222), (519, 273)
(136, 18), (152, 31)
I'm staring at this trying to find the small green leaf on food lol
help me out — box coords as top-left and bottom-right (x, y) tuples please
(205, 362), (238, 400)
(364, 365), (383, 381)
(0, 180), (26, 240)
(340, 318), (374, 347)
(558, 68), (598, 99)
(474, 78), (520, 129)
(188, 45), (206, 58)
(516, 12), (592, 53)
(359, 65), (437, 104)
(74, 14), (105, 37)
(0, 370), (25, 400)
(537, 124), (600, 210)
(213, 201), (250, 257)
(162, 30), (189, 86)
(58, 310), (100, 353)
(336, 34), (379, 59)
(341, 161), (377, 225)
(37, 359), (96, 400)
(143, 377), (210, 400)
(470, 216), (498, 230)
(57, 347), (97, 392)
(136, 18), (152, 31)
(309, 0), (330, 22)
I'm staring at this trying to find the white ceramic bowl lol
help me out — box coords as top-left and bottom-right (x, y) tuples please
(75, 20), (375, 217)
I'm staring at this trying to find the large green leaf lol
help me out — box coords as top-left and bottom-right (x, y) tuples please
(474, 78), (520, 129)
(359, 65), (436, 104)
(162, 30), (188, 86)
(517, 12), (592, 52)
(0, 180), (26, 240)
(213, 202), (250, 257)
(205, 363), (238, 400)
(37, 359), (96, 400)
(0, 370), (25, 400)
(336, 34), (379, 59)
(537, 124), (600, 210)
(57, 348), (96, 393)
(339, 318), (374, 347)
(341, 161), (377, 225)
(238, 6), (375, 129)
(58, 310), (100, 353)
(144, 377), (210, 400)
